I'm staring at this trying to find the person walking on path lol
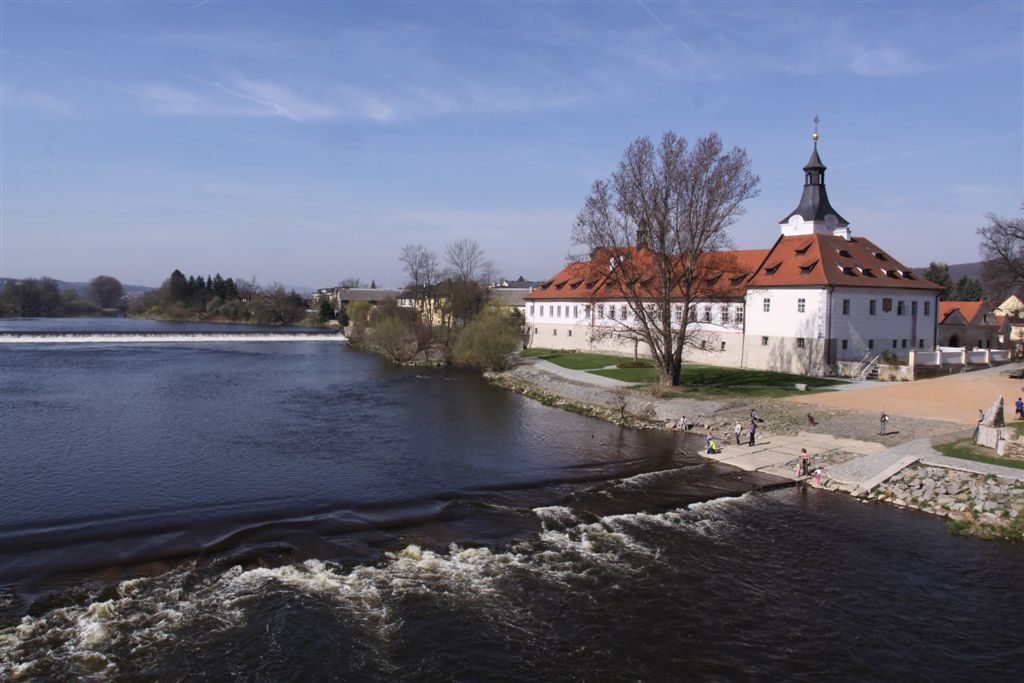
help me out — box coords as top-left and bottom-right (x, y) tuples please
(734, 422), (743, 445)
(748, 420), (757, 447)
(879, 410), (889, 436)
(1015, 397), (1023, 420)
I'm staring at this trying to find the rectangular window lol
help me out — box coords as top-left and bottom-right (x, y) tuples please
(841, 339), (848, 350)
(842, 299), (850, 315)
(796, 338), (805, 348)
(553, 329), (557, 336)
(620, 305), (628, 320)
(763, 299), (771, 312)
(882, 298), (892, 313)
(892, 339), (897, 349)
(700, 340), (707, 350)
(869, 300), (877, 316)
(723, 307), (732, 323)
(568, 330), (572, 337)
(736, 307), (744, 323)
(585, 305), (592, 318)
(868, 339), (875, 350)
(924, 301), (931, 316)
(897, 301), (906, 316)
(534, 328), (538, 334)
(673, 305), (682, 322)
(539, 306), (544, 318)
(901, 339), (907, 348)
(574, 305), (579, 319)
(608, 306), (616, 320)
(549, 305), (554, 317)
(720, 341), (726, 351)
(689, 306), (697, 321)
(797, 298), (806, 313)
(529, 304), (534, 316)
(911, 301), (918, 316)
(557, 305), (562, 317)
(761, 336), (769, 346)
(597, 305), (604, 319)
(703, 306), (711, 322)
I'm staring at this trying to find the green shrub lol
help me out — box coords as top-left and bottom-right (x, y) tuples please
(453, 311), (521, 371)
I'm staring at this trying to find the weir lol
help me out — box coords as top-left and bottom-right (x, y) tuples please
(0, 332), (348, 344)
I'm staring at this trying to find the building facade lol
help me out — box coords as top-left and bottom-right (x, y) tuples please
(524, 134), (942, 377)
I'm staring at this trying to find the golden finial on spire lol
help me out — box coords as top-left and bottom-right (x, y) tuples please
(812, 114), (820, 142)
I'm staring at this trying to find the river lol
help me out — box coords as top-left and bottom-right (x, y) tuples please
(1, 318), (1021, 681)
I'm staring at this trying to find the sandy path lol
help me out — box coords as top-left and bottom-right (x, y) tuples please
(789, 368), (1024, 425)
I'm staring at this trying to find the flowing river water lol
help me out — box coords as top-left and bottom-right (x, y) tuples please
(1, 318), (1021, 681)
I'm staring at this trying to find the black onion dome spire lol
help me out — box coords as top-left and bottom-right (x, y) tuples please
(780, 124), (849, 226)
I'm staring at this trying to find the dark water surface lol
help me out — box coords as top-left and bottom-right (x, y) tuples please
(1, 319), (1021, 681)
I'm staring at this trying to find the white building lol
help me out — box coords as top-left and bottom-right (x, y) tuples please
(524, 134), (942, 377)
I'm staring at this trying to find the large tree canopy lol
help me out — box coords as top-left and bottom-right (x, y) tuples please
(979, 209), (1024, 299)
(88, 275), (124, 309)
(571, 131), (760, 385)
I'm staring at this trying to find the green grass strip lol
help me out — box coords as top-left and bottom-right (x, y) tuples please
(933, 439), (1024, 471)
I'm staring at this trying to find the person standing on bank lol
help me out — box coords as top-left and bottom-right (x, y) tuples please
(734, 421), (743, 445)
(748, 419), (757, 446)
(879, 410), (889, 436)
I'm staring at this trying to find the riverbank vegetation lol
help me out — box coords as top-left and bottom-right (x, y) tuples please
(346, 239), (522, 370)
(1, 275), (126, 317)
(127, 269), (312, 326)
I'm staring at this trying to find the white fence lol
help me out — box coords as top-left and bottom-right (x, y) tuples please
(914, 347), (1010, 367)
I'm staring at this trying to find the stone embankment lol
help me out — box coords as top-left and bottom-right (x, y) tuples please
(491, 359), (1024, 541)
(865, 464), (1024, 540)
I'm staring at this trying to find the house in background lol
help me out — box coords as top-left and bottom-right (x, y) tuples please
(524, 132), (943, 377)
(994, 294), (1024, 348)
(938, 301), (1003, 349)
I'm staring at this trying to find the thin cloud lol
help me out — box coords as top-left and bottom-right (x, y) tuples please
(850, 47), (934, 77)
(0, 84), (73, 116)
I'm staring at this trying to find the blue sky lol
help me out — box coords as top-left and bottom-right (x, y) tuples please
(2, 1), (1021, 289)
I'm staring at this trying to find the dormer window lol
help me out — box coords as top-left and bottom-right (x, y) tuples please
(795, 242), (811, 256)
(799, 260), (819, 274)
(874, 251), (889, 262)
(764, 262), (781, 276)
(835, 248), (852, 258)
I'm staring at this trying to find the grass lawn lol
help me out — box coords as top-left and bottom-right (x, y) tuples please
(933, 439), (1024, 471)
(520, 348), (634, 370)
(589, 364), (845, 397)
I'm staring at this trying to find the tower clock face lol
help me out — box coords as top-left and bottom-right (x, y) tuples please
(789, 215), (803, 229)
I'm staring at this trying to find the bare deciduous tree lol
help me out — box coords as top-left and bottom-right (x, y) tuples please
(571, 131), (760, 386)
(337, 277), (367, 288)
(399, 244), (440, 290)
(979, 208), (1024, 299)
(445, 238), (497, 285)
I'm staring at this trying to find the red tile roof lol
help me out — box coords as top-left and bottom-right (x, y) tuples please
(939, 301), (990, 325)
(745, 234), (943, 290)
(525, 248), (768, 301)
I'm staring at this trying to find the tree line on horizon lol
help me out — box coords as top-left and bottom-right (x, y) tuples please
(0, 275), (125, 317)
(127, 269), (309, 325)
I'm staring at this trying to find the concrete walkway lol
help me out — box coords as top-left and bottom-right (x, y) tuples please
(702, 431), (885, 479)
(522, 357), (633, 388)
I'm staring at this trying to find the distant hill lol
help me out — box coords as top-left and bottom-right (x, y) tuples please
(913, 261), (984, 281)
(0, 277), (152, 296)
